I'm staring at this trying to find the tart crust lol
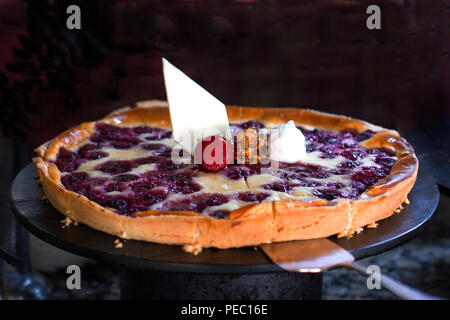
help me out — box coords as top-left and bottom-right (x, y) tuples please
(33, 100), (418, 250)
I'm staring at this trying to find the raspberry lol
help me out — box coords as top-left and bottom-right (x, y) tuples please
(195, 135), (232, 172)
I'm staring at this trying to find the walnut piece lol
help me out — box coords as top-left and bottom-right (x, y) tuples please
(235, 127), (269, 165)
(182, 243), (203, 255)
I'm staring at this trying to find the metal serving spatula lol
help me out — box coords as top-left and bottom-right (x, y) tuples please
(260, 239), (443, 300)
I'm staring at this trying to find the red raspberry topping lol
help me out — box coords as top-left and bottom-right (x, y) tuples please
(195, 135), (233, 172)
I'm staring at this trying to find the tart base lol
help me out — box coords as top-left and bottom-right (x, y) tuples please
(33, 100), (418, 251)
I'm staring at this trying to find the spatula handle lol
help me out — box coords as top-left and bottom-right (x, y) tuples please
(347, 262), (444, 300)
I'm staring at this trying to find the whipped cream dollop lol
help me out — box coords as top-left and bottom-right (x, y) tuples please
(270, 120), (307, 163)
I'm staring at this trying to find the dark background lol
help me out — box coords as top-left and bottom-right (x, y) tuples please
(0, 0), (448, 152)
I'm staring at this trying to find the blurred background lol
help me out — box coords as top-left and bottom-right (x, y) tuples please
(0, 0), (449, 299)
(0, 0), (448, 149)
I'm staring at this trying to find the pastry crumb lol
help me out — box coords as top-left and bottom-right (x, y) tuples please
(367, 222), (378, 228)
(342, 227), (363, 238)
(182, 243), (203, 255)
(114, 239), (123, 248)
(120, 231), (128, 239)
(60, 216), (73, 228)
(337, 231), (347, 238)
(338, 230), (354, 238)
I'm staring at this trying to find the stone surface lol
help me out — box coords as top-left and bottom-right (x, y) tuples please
(323, 194), (450, 300)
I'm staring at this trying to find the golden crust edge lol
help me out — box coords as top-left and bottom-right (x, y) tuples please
(32, 100), (419, 250)
(34, 155), (417, 249)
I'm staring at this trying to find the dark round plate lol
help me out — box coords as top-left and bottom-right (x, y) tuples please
(10, 163), (439, 274)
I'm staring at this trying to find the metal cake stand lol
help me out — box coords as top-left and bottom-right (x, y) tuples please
(9, 163), (439, 299)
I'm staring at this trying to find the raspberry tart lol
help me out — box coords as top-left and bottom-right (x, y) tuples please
(33, 100), (418, 253)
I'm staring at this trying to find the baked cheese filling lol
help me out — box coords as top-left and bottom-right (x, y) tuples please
(54, 121), (396, 217)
